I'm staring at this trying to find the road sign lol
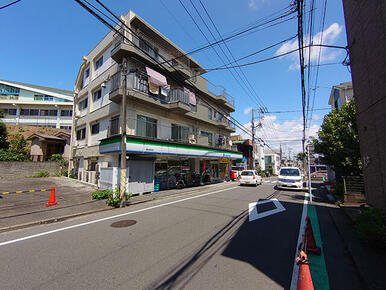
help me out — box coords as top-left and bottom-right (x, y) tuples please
(248, 199), (286, 222)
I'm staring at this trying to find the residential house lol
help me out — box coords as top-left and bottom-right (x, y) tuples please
(328, 81), (353, 110)
(264, 149), (280, 175)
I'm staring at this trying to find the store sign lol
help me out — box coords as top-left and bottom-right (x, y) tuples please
(219, 158), (230, 163)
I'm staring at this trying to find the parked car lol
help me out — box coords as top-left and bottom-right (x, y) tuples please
(277, 167), (303, 190)
(239, 170), (262, 186)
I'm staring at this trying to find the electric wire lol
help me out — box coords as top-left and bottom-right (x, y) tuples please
(0, 0), (21, 10)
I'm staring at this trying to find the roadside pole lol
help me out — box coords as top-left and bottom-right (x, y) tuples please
(120, 58), (127, 207)
(307, 144), (312, 202)
(251, 109), (255, 170)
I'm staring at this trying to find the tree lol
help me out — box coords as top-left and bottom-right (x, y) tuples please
(0, 119), (8, 149)
(312, 99), (361, 179)
(295, 152), (306, 161)
(0, 133), (28, 161)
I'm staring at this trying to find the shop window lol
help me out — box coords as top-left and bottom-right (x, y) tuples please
(136, 115), (157, 138)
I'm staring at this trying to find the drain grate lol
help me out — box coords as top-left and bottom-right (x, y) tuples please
(110, 220), (137, 228)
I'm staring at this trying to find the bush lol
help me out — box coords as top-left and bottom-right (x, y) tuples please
(92, 189), (112, 200)
(104, 188), (133, 207)
(31, 170), (50, 178)
(48, 154), (64, 162)
(355, 207), (386, 250)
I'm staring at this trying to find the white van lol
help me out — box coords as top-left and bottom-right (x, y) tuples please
(277, 167), (303, 190)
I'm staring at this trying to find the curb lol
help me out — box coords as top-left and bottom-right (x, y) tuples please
(0, 182), (239, 234)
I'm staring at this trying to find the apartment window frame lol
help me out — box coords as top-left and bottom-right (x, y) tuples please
(76, 127), (86, 140)
(200, 131), (213, 146)
(93, 88), (102, 102)
(136, 115), (157, 139)
(85, 68), (90, 78)
(2, 108), (17, 115)
(78, 97), (88, 111)
(91, 122), (100, 135)
(95, 56), (103, 70)
(208, 107), (213, 120)
(60, 109), (73, 117)
(109, 116), (120, 136)
(171, 124), (190, 142)
(48, 110), (58, 116)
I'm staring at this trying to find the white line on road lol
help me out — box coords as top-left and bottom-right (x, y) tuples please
(0, 186), (237, 247)
(289, 190), (309, 290)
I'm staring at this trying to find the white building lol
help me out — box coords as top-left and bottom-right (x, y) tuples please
(328, 81), (353, 110)
(70, 10), (241, 193)
(264, 149), (280, 175)
(0, 80), (73, 130)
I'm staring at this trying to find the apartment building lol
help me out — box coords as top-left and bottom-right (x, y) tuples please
(328, 81), (353, 110)
(0, 79), (73, 130)
(264, 149), (280, 175)
(70, 10), (241, 193)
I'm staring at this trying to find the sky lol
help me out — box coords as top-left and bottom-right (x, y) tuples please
(0, 0), (352, 157)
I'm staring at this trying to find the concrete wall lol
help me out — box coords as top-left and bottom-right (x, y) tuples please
(0, 161), (61, 177)
(343, 0), (386, 208)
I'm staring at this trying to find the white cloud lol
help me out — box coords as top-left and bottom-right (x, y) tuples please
(275, 23), (344, 69)
(248, 0), (268, 10)
(234, 115), (320, 156)
(243, 106), (253, 115)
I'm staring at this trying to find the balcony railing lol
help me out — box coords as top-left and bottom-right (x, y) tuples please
(207, 82), (235, 106)
(111, 72), (196, 112)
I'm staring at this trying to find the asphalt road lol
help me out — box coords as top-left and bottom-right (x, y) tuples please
(0, 178), (305, 289)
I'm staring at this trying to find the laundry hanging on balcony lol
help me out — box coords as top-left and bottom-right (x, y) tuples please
(146, 67), (167, 86)
(160, 84), (170, 96)
(184, 87), (196, 105)
(146, 66), (168, 96)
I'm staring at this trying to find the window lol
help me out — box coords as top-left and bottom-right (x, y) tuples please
(109, 116), (120, 136)
(91, 123), (100, 135)
(44, 96), (54, 101)
(76, 128), (86, 140)
(2, 108), (17, 115)
(20, 109), (30, 116)
(85, 68), (90, 78)
(30, 109), (39, 116)
(95, 56), (103, 70)
(60, 125), (72, 130)
(208, 108), (213, 120)
(48, 110), (57, 116)
(78, 98), (88, 111)
(171, 124), (189, 142)
(40, 110), (48, 116)
(200, 131), (213, 146)
(93, 89), (102, 102)
(136, 115), (157, 138)
(60, 110), (72, 116)
(34, 94), (44, 101)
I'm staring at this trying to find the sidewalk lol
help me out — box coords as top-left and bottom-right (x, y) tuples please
(314, 185), (386, 290)
(0, 177), (238, 233)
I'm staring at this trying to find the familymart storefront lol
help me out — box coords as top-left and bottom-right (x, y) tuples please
(99, 136), (242, 194)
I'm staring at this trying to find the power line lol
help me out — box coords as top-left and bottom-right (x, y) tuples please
(263, 107), (330, 114)
(0, 0), (21, 10)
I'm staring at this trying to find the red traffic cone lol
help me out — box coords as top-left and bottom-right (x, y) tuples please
(297, 250), (314, 290)
(306, 216), (321, 255)
(45, 186), (58, 207)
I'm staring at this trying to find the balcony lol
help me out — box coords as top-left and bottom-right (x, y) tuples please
(111, 34), (193, 80)
(110, 72), (195, 114)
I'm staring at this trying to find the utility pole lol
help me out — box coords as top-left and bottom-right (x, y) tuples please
(307, 143), (312, 202)
(251, 108), (255, 170)
(120, 58), (128, 207)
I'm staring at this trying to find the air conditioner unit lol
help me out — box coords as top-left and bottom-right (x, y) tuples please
(188, 134), (196, 144)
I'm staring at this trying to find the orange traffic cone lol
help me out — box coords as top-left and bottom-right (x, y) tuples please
(305, 216), (321, 255)
(45, 186), (58, 207)
(297, 250), (314, 290)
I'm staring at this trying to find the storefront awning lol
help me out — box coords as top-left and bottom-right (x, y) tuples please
(100, 136), (243, 159)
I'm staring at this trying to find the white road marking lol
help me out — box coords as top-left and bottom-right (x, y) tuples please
(289, 191), (309, 290)
(248, 199), (286, 222)
(0, 186), (237, 247)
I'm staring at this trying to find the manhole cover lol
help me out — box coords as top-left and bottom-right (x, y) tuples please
(110, 220), (137, 228)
